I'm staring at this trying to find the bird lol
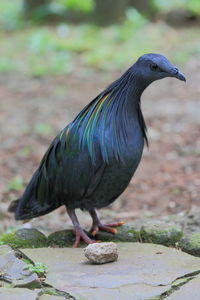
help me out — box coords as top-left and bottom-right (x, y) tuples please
(8, 53), (186, 247)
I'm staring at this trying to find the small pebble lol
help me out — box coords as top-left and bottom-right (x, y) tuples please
(84, 242), (118, 264)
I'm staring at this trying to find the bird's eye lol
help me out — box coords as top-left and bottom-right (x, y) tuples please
(150, 63), (159, 71)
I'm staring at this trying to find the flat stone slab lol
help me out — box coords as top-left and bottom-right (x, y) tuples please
(0, 245), (39, 287)
(166, 274), (200, 300)
(23, 243), (200, 300)
(39, 295), (66, 300)
(0, 288), (39, 300)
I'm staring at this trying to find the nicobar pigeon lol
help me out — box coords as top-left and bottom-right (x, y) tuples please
(8, 54), (186, 247)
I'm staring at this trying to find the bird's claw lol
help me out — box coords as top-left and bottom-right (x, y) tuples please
(111, 228), (117, 234)
(105, 221), (125, 227)
(91, 230), (97, 237)
(72, 227), (94, 248)
(90, 221), (124, 236)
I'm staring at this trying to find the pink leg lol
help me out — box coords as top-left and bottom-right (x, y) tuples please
(89, 209), (124, 237)
(67, 207), (94, 248)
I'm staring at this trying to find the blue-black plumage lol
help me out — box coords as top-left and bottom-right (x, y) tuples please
(8, 53), (186, 247)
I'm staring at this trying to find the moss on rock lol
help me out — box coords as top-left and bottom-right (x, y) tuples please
(1, 220), (200, 258)
(0, 228), (48, 248)
(48, 226), (140, 247)
(94, 225), (140, 242)
(48, 230), (76, 247)
(140, 221), (183, 246)
(181, 232), (200, 256)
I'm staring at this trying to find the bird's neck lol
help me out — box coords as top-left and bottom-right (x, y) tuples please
(108, 68), (148, 123)
(110, 71), (148, 147)
(70, 69), (148, 164)
(110, 67), (149, 112)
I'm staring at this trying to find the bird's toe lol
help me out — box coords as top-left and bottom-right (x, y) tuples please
(73, 227), (94, 248)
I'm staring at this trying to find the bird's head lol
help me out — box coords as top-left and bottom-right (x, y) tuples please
(133, 53), (186, 84)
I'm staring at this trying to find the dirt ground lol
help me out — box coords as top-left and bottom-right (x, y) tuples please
(0, 57), (199, 235)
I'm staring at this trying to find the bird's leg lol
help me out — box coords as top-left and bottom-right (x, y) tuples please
(66, 207), (93, 248)
(89, 208), (124, 237)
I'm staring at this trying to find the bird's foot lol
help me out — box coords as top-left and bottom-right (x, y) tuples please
(90, 221), (124, 237)
(73, 226), (94, 248)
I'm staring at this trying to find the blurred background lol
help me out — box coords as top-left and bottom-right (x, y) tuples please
(0, 0), (199, 235)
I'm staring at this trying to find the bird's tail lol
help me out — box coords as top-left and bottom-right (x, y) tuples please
(9, 168), (63, 221)
(8, 199), (20, 213)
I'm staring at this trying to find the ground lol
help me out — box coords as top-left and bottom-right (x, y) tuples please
(0, 56), (199, 235)
(2, 242), (200, 300)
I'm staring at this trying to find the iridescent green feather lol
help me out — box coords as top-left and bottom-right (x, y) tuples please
(65, 93), (112, 163)
(64, 69), (147, 164)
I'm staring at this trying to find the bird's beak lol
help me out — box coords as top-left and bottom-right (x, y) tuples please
(171, 68), (186, 82)
(175, 71), (186, 82)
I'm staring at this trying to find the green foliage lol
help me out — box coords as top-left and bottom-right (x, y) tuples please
(0, 232), (30, 248)
(5, 226), (20, 234)
(24, 262), (47, 276)
(0, 58), (17, 72)
(8, 176), (24, 192)
(0, 0), (199, 76)
(58, 0), (94, 12)
(126, 8), (147, 26)
(29, 30), (56, 53)
(24, 0), (94, 24)
(155, 0), (200, 15)
(0, 0), (24, 31)
(17, 147), (31, 158)
(113, 8), (147, 42)
(33, 123), (54, 136)
(0, 230), (48, 248)
(30, 52), (73, 76)
(154, 0), (186, 11)
(0, 19), (199, 76)
(27, 29), (74, 75)
(187, 0), (200, 14)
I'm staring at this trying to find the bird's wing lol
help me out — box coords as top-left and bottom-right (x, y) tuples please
(15, 125), (105, 220)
